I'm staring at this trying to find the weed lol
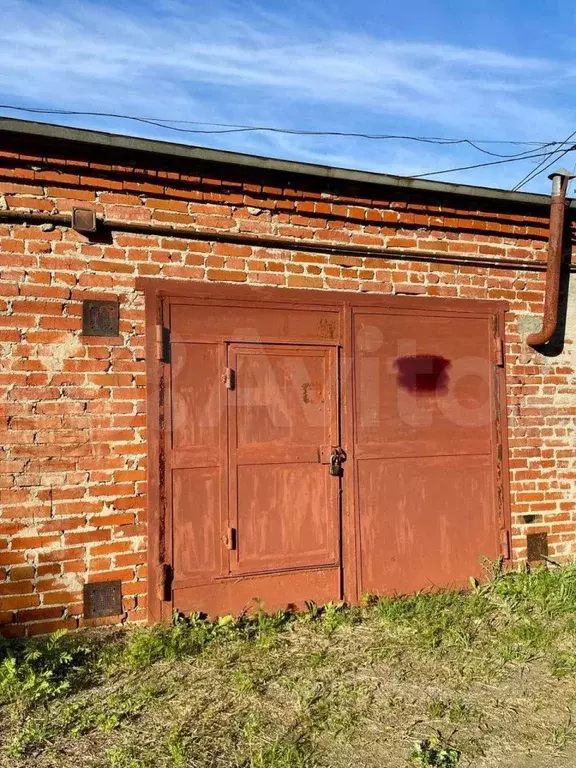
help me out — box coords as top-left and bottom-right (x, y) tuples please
(548, 714), (576, 750)
(427, 699), (474, 725)
(550, 651), (576, 677)
(241, 715), (317, 768)
(246, 740), (317, 768)
(6, 717), (52, 758)
(234, 669), (258, 693)
(5, 565), (576, 766)
(427, 699), (449, 719)
(322, 601), (348, 635)
(297, 600), (356, 635)
(122, 611), (226, 667)
(166, 727), (196, 767)
(241, 601), (294, 645)
(59, 699), (117, 737)
(0, 629), (92, 704)
(122, 605), (292, 666)
(107, 745), (147, 768)
(301, 601), (322, 622)
(411, 734), (460, 766)
(446, 702), (473, 724)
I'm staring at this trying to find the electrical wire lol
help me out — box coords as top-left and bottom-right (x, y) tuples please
(511, 151), (557, 191)
(0, 103), (561, 160)
(2, 103), (575, 186)
(511, 128), (576, 191)
(511, 145), (576, 192)
(409, 149), (562, 180)
(463, 141), (557, 159)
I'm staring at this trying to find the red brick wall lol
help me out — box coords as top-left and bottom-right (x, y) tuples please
(0, 139), (574, 635)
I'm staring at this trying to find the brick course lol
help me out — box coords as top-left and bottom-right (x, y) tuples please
(0, 132), (575, 635)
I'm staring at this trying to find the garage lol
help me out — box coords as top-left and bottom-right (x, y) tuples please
(142, 280), (510, 620)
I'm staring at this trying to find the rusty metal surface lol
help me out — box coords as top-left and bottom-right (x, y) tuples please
(167, 303), (343, 612)
(171, 341), (224, 586)
(527, 171), (573, 347)
(228, 344), (339, 575)
(148, 287), (508, 619)
(155, 563), (172, 602)
(353, 310), (500, 594)
(81, 299), (119, 337)
(527, 532), (549, 564)
(71, 207), (97, 233)
(0, 208), (564, 274)
(170, 303), (341, 344)
(174, 567), (341, 616)
(492, 312), (511, 560)
(83, 580), (122, 619)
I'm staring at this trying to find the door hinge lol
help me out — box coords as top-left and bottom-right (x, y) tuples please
(156, 562), (172, 601)
(224, 367), (235, 390)
(223, 527), (237, 551)
(494, 336), (504, 367)
(500, 529), (510, 560)
(156, 325), (170, 363)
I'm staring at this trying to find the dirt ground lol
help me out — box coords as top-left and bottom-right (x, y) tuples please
(3, 565), (576, 767)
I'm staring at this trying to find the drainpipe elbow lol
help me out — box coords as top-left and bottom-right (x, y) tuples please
(526, 169), (573, 348)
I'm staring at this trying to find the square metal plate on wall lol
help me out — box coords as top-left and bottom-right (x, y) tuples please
(82, 299), (120, 337)
(71, 208), (97, 233)
(526, 532), (548, 565)
(83, 580), (122, 619)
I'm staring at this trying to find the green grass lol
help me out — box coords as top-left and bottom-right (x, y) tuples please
(3, 563), (576, 766)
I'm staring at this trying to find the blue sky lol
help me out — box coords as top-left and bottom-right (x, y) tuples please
(1, 0), (575, 192)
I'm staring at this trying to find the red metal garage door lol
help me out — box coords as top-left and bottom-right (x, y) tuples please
(144, 283), (508, 620)
(352, 307), (504, 595)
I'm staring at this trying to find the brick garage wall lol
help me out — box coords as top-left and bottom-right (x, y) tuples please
(0, 136), (574, 635)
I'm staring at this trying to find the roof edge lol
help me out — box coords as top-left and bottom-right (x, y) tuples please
(0, 116), (564, 209)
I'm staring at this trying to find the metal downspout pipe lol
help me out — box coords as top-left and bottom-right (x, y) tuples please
(527, 169), (574, 347)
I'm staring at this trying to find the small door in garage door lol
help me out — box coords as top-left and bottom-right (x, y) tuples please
(227, 344), (340, 575)
(164, 296), (344, 617)
(353, 309), (503, 596)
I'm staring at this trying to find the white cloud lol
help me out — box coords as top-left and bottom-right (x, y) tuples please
(0, 0), (574, 190)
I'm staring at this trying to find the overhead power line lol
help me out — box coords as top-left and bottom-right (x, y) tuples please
(511, 128), (576, 191)
(0, 103), (563, 160)
(512, 145), (576, 192)
(0, 103), (575, 187)
(410, 149), (567, 179)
